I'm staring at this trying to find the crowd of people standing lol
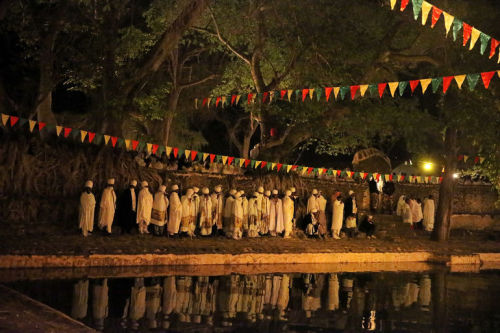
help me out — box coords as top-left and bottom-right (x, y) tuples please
(396, 195), (435, 231)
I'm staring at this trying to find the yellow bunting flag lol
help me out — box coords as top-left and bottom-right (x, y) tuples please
(271, 162), (276, 170)
(221, 96), (227, 107)
(125, 139), (131, 150)
(184, 149), (190, 158)
(480, 157), (485, 164)
(464, 155), (469, 162)
(443, 12), (454, 36)
(454, 75), (466, 89)
(239, 158), (245, 167)
(166, 146), (172, 156)
(301, 167), (307, 175)
(202, 153), (209, 161)
(221, 155), (228, 165)
(318, 168), (324, 175)
(207, 97), (212, 107)
(420, 79), (432, 93)
(287, 90), (293, 102)
(398, 174), (403, 182)
(333, 87), (340, 99)
(255, 161), (261, 168)
(385, 174), (390, 182)
(56, 126), (63, 137)
(80, 130), (87, 142)
(236, 95), (241, 105)
(421, 1), (432, 25)
(146, 143), (152, 153)
(469, 27), (481, 50)
(360, 85), (369, 97)
(308, 88), (314, 100)
(29, 120), (36, 132)
(194, 98), (198, 109)
(390, 0), (396, 10)
(1, 113), (8, 125)
(388, 82), (399, 97)
(286, 165), (293, 173)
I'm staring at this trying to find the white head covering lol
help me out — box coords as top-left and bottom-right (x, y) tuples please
(349, 190), (355, 195)
(171, 184), (179, 191)
(272, 189), (278, 195)
(312, 189), (318, 195)
(265, 190), (271, 197)
(186, 188), (194, 197)
(107, 178), (115, 185)
(85, 180), (93, 188)
(258, 186), (264, 194)
(285, 190), (292, 196)
(202, 187), (209, 194)
(193, 187), (199, 193)
(141, 181), (148, 187)
(290, 187), (296, 193)
(238, 190), (245, 196)
(229, 189), (237, 196)
(214, 185), (222, 193)
(234, 192), (241, 199)
(130, 180), (137, 186)
(159, 185), (166, 192)
(253, 192), (259, 197)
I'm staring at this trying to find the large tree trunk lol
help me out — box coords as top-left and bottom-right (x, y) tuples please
(34, 34), (57, 125)
(432, 127), (458, 241)
(431, 271), (447, 332)
(162, 89), (181, 146)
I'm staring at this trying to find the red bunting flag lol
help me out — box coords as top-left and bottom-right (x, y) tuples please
(202, 98), (207, 107)
(481, 71), (495, 88)
(400, 175), (405, 181)
(375, 173), (381, 181)
(215, 96), (221, 108)
(173, 147), (179, 158)
(325, 87), (333, 101)
(490, 38), (500, 59)
(132, 140), (139, 150)
(38, 122), (46, 131)
(378, 83), (387, 98)
(458, 155), (464, 161)
(247, 93), (253, 104)
(280, 90), (287, 99)
(227, 156), (234, 165)
(291, 165), (298, 171)
(262, 92), (269, 103)
(307, 167), (313, 174)
(301, 89), (309, 102)
(439, 177), (443, 183)
(389, 174), (394, 181)
(64, 127), (72, 138)
(443, 76), (453, 93)
(10, 116), (19, 126)
(88, 132), (95, 143)
(400, 0), (409, 11)
(431, 6), (442, 28)
(462, 23), (472, 46)
(336, 170), (341, 177)
(111, 136), (118, 147)
(191, 151), (197, 161)
(152, 144), (159, 154)
(244, 159), (251, 167)
(261, 161), (267, 169)
(350, 85), (360, 100)
(474, 156), (480, 164)
(209, 154), (215, 163)
(409, 80), (420, 93)
(277, 163), (283, 171)
(231, 95), (236, 105)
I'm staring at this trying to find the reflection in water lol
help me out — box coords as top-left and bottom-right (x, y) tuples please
(9, 270), (500, 332)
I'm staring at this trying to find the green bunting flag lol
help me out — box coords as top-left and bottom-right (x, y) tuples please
(480, 32), (491, 55)
(369, 84), (378, 97)
(431, 77), (442, 93)
(340, 86), (349, 100)
(467, 73), (480, 91)
(452, 18), (462, 42)
(315, 88), (322, 101)
(411, 0), (423, 20)
(398, 81), (408, 96)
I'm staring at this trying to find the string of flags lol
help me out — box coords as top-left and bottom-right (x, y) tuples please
(389, 0), (500, 62)
(458, 155), (485, 164)
(194, 70), (500, 109)
(1, 113), (486, 185)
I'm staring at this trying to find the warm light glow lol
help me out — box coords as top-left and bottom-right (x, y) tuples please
(423, 162), (433, 171)
(453, 173), (459, 179)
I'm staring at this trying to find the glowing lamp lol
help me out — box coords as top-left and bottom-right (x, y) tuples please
(423, 162), (433, 171)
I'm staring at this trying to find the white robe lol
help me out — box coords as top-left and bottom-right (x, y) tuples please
(98, 187), (116, 233)
(402, 203), (412, 223)
(269, 198), (284, 235)
(332, 200), (344, 231)
(193, 194), (200, 225)
(318, 195), (327, 212)
(423, 198), (435, 231)
(180, 196), (196, 235)
(223, 196), (235, 234)
(150, 192), (168, 226)
(162, 276), (177, 317)
(306, 195), (320, 214)
(92, 279), (108, 323)
(137, 188), (153, 225)
(167, 192), (182, 234)
(282, 196), (294, 238)
(71, 280), (89, 320)
(396, 196), (406, 216)
(199, 195), (213, 236)
(247, 197), (260, 237)
(231, 197), (243, 239)
(79, 192), (95, 237)
(210, 193), (224, 230)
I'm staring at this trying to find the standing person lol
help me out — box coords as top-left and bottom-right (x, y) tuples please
(318, 191), (328, 234)
(261, 190), (271, 235)
(359, 215), (376, 239)
(98, 178), (116, 234)
(415, 198), (424, 229)
(307, 189), (320, 214)
(211, 185), (224, 235)
(256, 186), (265, 233)
(192, 187), (200, 228)
(199, 187), (213, 236)
(115, 180), (138, 234)
(382, 180), (395, 214)
(289, 187), (300, 222)
(240, 191), (249, 235)
(79, 180), (96, 237)
(269, 190), (284, 236)
(423, 195), (435, 232)
(137, 181), (153, 234)
(331, 193), (344, 239)
(167, 185), (182, 237)
(282, 190), (294, 238)
(224, 189), (237, 236)
(368, 177), (379, 212)
(150, 185), (168, 236)
(92, 279), (109, 331)
(247, 192), (260, 238)
(402, 198), (413, 225)
(181, 188), (196, 237)
(396, 195), (406, 217)
(344, 190), (357, 225)
(231, 192), (243, 239)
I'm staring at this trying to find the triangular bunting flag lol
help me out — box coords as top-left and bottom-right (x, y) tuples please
(295, 90), (301, 101)
(454, 75), (466, 89)
(315, 88), (322, 101)
(191, 151), (198, 161)
(203, 153), (209, 161)
(409, 80), (420, 93)
(421, 1), (432, 25)
(431, 77), (442, 93)
(38, 122), (46, 131)
(215, 96), (221, 108)
(420, 78), (432, 93)
(277, 163), (283, 172)
(202, 98), (207, 108)
(80, 130), (87, 142)
(412, 0), (423, 20)
(262, 91), (269, 103)
(452, 18), (462, 42)
(325, 87), (333, 101)
(301, 89), (309, 102)
(131, 140), (138, 150)
(469, 27), (481, 50)
(489, 38), (500, 59)
(287, 90), (293, 102)
(333, 87), (340, 100)
(359, 85), (369, 97)
(19, 117), (27, 127)
(462, 23), (472, 46)
(235, 95), (241, 105)
(9, 116), (18, 126)
(244, 159), (250, 167)
(247, 93), (254, 105)
(378, 83), (387, 98)
(151, 144), (159, 155)
(209, 154), (215, 163)
(271, 162), (276, 170)
(239, 158), (245, 167)
(369, 85), (378, 97)
(88, 132), (95, 143)
(467, 73), (480, 91)
(207, 97), (212, 108)
(479, 157), (485, 164)
(400, 0), (409, 11)
(124, 139), (130, 150)
(29, 120), (36, 132)
(443, 76), (453, 94)
(309, 88), (315, 100)
(231, 95), (236, 106)
(221, 156), (228, 165)
(221, 96), (227, 107)
(63, 127), (72, 138)
(261, 161), (267, 169)
(431, 6), (442, 28)
(481, 71), (495, 89)
(388, 82), (399, 97)
(178, 149), (185, 159)
(398, 81), (408, 96)
(184, 149), (191, 159)
(227, 156), (234, 165)
(390, 0), (396, 10)
(350, 85), (360, 100)
(443, 12), (454, 36)
(1, 113), (8, 126)
(286, 164), (293, 173)
(103, 134), (110, 144)
(173, 147), (179, 158)
(339, 86), (349, 100)
(146, 143), (152, 153)
(280, 90), (287, 100)
(55, 125), (63, 136)
(307, 167), (313, 175)
(255, 161), (261, 168)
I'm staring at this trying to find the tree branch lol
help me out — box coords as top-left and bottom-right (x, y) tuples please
(179, 74), (217, 90)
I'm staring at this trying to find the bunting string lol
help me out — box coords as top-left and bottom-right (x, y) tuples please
(195, 70), (500, 109)
(389, 0), (500, 62)
(0, 113), (487, 185)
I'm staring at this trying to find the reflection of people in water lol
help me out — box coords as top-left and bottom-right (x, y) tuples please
(129, 278), (146, 330)
(71, 280), (89, 320)
(145, 278), (162, 329)
(418, 274), (431, 311)
(340, 277), (354, 311)
(92, 278), (108, 331)
(162, 276), (176, 329)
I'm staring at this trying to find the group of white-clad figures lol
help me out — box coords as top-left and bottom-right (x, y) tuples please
(396, 195), (435, 231)
(79, 178), (305, 239)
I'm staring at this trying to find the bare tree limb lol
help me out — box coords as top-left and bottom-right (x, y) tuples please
(179, 74), (218, 90)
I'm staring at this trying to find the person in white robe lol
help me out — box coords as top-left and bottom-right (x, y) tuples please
(269, 189), (284, 236)
(260, 190), (271, 235)
(192, 187), (200, 227)
(318, 190), (328, 232)
(331, 193), (344, 239)
(256, 186), (264, 233)
(223, 189), (236, 236)
(231, 192), (243, 239)
(211, 185), (224, 234)
(307, 189), (320, 214)
(396, 195), (406, 216)
(247, 192), (260, 238)
(402, 198), (413, 225)
(137, 181), (153, 234)
(71, 280), (89, 320)
(199, 187), (213, 236)
(282, 190), (294, 238)
(129, 278), (146, 330)
(150, 185), (168, 236)
(167, 185), (182, 237)
(423, 195), (435, 231)
(327, 274), (339, 311)
(181, 188), (196, 236)
(418, 274), (431, 311)
(79, 180), (95, 237)
(162, 276), (177, 329)
(92, 279), (109, 331)
(98, 178), (116, 234)
(240, 191), (249, 234)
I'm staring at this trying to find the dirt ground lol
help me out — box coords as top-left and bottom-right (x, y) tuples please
(1, 214), (499, 256)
